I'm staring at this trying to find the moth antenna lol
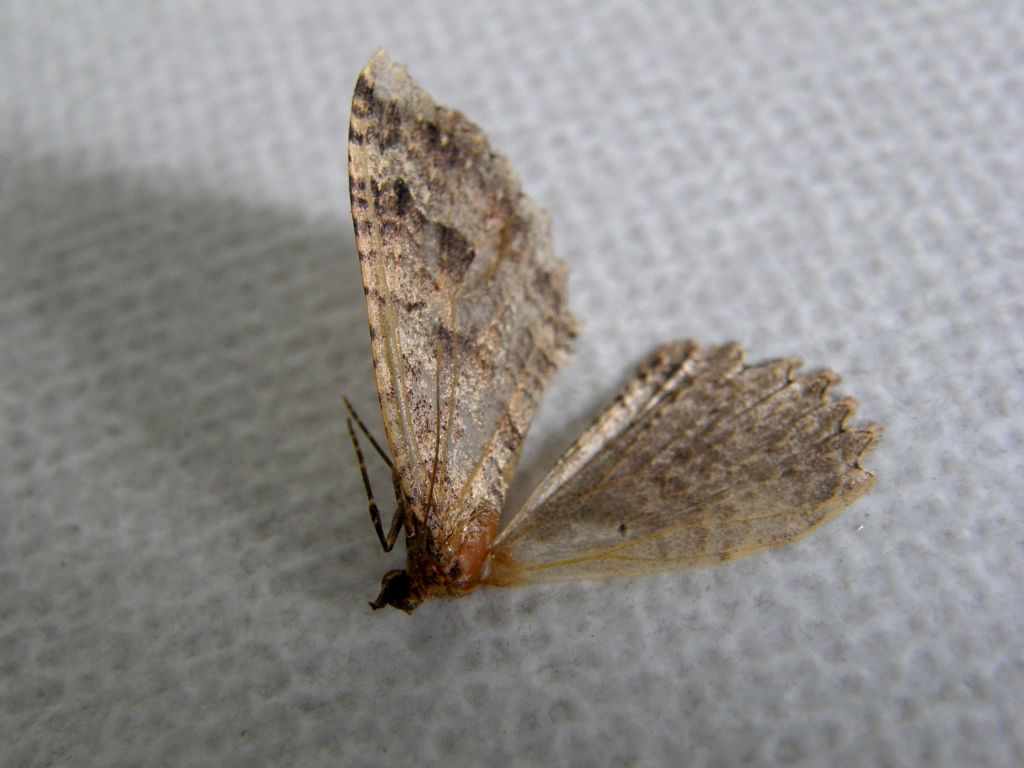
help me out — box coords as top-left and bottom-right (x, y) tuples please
(346, 417), (404, 551)
(342, 395), (394, 469)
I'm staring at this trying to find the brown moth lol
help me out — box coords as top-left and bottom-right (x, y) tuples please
(346, 50), (880, 612)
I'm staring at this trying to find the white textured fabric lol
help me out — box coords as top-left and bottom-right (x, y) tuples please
(2, 2), (1022, 766)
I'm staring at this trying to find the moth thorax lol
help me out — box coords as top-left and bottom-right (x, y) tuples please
(440, 510), (498, 592)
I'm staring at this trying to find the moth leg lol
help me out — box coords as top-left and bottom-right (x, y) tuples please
(346, 416), (404, 552)
(342, 396), (393, 469)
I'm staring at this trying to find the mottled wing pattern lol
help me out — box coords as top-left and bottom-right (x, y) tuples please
(348, 51), (575, 540)
(487, 342), (880, 585)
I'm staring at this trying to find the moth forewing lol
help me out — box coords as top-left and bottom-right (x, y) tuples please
(348, 51), (575, 611)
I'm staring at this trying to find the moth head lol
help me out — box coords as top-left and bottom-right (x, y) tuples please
(369, 569), (423, 614)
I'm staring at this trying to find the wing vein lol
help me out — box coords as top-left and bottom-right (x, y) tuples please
(519, 480), (840, 574)
(373, 238), (426, 491)
(564, 366), (790, 509)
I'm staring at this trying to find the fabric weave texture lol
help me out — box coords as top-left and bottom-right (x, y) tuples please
(2, 2), (1021, 766)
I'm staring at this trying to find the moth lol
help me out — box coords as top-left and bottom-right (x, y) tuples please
(346, 51), (880, 612)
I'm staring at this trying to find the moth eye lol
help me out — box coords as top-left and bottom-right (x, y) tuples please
(370, 569), (421, 613)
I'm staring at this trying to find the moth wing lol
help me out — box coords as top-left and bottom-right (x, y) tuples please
(487, 342), (880, 585)
(348, 51), (575, 533)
